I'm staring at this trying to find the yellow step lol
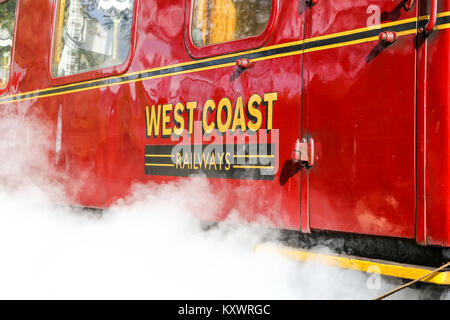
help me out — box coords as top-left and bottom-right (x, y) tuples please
(254, 244), (450, 285)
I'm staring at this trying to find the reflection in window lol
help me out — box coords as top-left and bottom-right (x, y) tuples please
(191, 0), (271, 47)
(52, 0), (135, 77)
(0, 0), (16, 89)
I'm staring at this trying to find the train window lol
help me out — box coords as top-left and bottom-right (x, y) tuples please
(51, 0), (135, 78)
(0, 0), (17, 89)
(191, 0), (271, 47)
(186, 0), (277, 59)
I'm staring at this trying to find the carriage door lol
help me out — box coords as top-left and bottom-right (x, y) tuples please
(302, 1), (417, 238)
(179, 0), (307, 229)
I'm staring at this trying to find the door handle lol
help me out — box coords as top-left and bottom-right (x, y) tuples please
(236, 58), (253, 69)
(293, 138), (315, 168)
(379, 31), (398, 43)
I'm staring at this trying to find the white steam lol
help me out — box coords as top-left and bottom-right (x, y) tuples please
(0, 115), (447, 300)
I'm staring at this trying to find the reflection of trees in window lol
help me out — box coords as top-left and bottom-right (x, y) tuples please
(0, 0), (16, 86)
(80, 0), (133, 35)
(192, 0), (271, 47)
(53, 0), (135, 77)
(234, 0), (271, 39)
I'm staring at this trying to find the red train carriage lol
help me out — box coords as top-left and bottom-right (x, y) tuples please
(0, 0), (449, 283)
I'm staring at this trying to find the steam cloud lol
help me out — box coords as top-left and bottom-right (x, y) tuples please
(0, 114), (447, 300)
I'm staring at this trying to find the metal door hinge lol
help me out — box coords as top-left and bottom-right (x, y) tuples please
(293, 138), (315, 167)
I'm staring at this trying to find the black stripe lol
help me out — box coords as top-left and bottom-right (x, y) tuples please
(0, 18), (435, 105)
(306, 21), (417, 49)
(144, 143), (276, 180)
(437, 14), (450, 26)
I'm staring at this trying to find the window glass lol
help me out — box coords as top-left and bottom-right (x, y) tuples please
(0, 0), (17, 89)
(191, 0), (271, 47)
(52, 0), (135, 77)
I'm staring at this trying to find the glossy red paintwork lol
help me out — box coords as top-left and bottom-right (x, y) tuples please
(1, 0), (449, 247)
(304, 1), (417, 239)
(418, 0), (450, 246)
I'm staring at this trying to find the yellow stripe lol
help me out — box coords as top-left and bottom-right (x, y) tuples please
(254, 244), (450, 285)
(144, 163), (174, 167)
(305, 29), (417, 54)
(6, 14), (421, 101)
(1, 62), (237, 104)
(305, 36), (379, 53)
(434, 23), (450, 31)
(233, 165), (274, 169)
(303, 17), (418, 44)
(2, 12), (450, 104)
(438, 11), (450, 18)
(145, 154), (173, 158)
(253, 29), (418, 62)
(234, 155), (275, 158)
(251, 50), (305, 63)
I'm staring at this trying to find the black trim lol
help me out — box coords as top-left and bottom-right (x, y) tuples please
(145, 143), (276, 180)
(273, 229), (449, 267)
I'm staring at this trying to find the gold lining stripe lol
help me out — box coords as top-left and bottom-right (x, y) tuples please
(303, 17), (418, 43)
(10, 24), (424, 104)
(3, 62), (237, 104)
(254, 244), (450, 285)
(55, 16), (419, 90)
(234, 155), (275, 158)
(144, 163), (175, 167)
(305, 29), (417, 54)
(233, 165), (274, 169)
(145, 154), (173, 157)
(437, 11), (450, 18)
(1, 12), (450, 104)
(434, 23), (450, 31)
(251, 50), (305, 63)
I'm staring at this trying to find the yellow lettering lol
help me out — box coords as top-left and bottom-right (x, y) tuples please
(145, 105), (161, 137)
(247, 94), (262, 132)
(183, 153), (190, 169)
(202, 99), (216, 135)
(217, 97), (232, 134)
(209, 152), (217, 170)
(225, 152), (231, 170)
(217, 152), (224, 170)
(264, 92), (277, 131)
(173, 102), (185, 136)
(201, 152), (210, 169)
(176, 153), (182, 168)
(231, 96), (247, 133)
(186, 101), (197, 135)
(162, 104), (173, 136)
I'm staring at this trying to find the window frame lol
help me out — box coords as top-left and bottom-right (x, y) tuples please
(48, 0), (140, 87)
(185, 0), (279, 59)
(0, 0), (19, 96)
